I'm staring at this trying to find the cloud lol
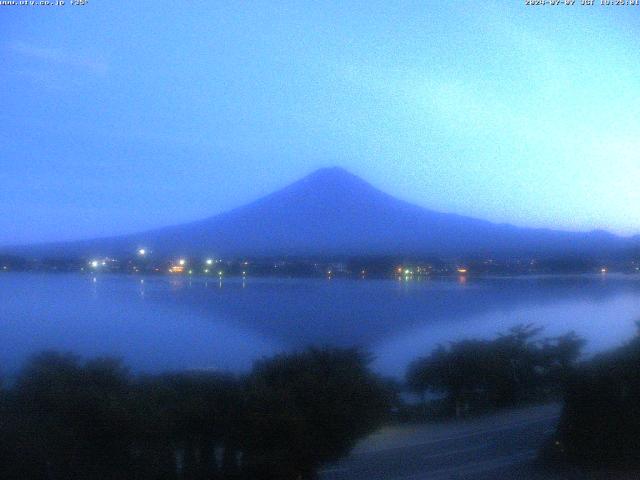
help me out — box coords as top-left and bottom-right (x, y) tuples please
(9, 41), (108, 75)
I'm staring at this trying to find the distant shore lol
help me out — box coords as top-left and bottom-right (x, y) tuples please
(1, 252), (639, 279)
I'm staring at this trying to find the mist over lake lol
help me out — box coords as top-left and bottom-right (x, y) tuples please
(2, 272), (639, 379)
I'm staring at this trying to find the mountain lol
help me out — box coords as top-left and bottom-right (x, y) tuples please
(6, 167), (639, 259)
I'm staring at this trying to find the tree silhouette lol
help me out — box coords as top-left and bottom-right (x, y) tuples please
(406, 325), (584, 417)
(242, 348), (391, 479)
(549, 322), (640, 469)
(0, 348), (391, 480)
(3, 352), (133, 479)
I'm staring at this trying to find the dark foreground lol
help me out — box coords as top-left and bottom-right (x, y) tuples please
(321, 404), (562, 480)
(322, 401), (640, 480)
(3, 323), (639, 479)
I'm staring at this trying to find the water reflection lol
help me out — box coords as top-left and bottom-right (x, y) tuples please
(1, 273), (639, 378)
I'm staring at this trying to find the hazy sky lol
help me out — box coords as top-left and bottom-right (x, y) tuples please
(2, 1), (639, 245)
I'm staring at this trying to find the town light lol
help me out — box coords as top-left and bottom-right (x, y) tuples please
(90, 260), (99, 268)
(169, 264), (184, 274)
(138, 248), (146, 256)
(179, 259), (186, 266)
(205, 258), (213, 265)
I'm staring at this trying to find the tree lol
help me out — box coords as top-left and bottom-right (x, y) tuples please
(242, 348), (391, 479)
(3, 352), (133, 480)
(0, 348), (392, 480)
(549, 322), (640, 469)
(406, 325), (585, 417)
(132, 371), (243, 479)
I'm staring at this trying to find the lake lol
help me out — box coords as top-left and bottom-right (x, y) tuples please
(1, 272), (639, 378)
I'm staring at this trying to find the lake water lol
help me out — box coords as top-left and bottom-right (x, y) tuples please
(1, 272), (640, 378)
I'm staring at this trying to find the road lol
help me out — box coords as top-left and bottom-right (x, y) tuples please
(320, 403), (561, 480)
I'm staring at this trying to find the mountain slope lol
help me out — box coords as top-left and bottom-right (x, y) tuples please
(7, 167), (637, 258)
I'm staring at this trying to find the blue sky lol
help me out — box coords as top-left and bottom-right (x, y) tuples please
(1, 1), (639, 245)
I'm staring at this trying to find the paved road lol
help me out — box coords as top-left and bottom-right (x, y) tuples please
(320, 404), (561, 480)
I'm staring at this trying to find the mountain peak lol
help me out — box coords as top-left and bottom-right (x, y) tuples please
(302, 166), (361, 183)
(292, 167), (377, 196)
